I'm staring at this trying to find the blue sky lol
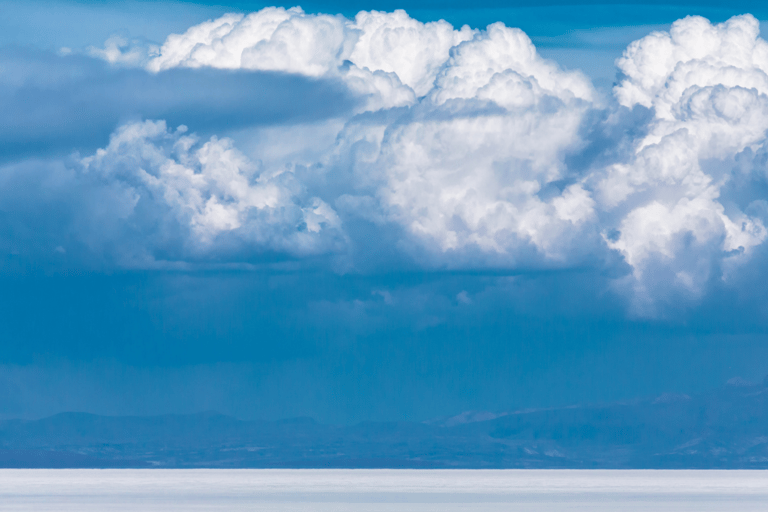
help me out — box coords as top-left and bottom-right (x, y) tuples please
(2, 0), (768, 423)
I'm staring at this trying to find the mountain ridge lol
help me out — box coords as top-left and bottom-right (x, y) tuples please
(2, 381), (767, 468)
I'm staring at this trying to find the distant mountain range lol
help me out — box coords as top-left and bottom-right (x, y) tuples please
(2, 380), (767, 468)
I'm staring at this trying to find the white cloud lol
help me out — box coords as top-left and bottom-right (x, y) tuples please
(597, 15), (768, 311)
(615, 15), (768, 118)
(88, 10), (601, 268)
(79, 120), (344, 260)
(144, 7), (411, 111)
(330, 22), (597, 266)
(143, 7), (481, 111)
(368, 109), (597, 263)
(145, 7), (474, 89)
(431, 22), (595, 106)
(349, 10), (475, 97)
(18, 10), (768, 312)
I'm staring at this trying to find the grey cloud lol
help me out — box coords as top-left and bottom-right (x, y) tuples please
(0, 47), (357, 163)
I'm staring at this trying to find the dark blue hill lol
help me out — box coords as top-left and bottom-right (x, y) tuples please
(1, 382), (766, 468)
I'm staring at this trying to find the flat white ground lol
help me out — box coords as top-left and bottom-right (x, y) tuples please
(1, 469), (767, 511)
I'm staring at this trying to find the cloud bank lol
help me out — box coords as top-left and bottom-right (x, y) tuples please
(4, 8), (768, 315)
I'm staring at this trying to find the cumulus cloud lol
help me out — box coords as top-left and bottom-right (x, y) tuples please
(349, 10), (475, 97)
(136, 7), (603, 265)
(145, 7), (470, 84)
(9, 8), (768, 314)
(614, 15), (768, 118)
(371, 23), (597, 264)
(0, 120), (344, 269)
(431, 22), (595, 106)
(597, 14), (768, 312)
(83, 120), (344, 259)
(150, 8), (353, 77)
(141, 7), (478, 110)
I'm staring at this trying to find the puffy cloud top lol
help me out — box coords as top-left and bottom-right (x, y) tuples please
(349, 10), (475, 97)
(615, 14), (768, 119)
(432, 22), (595, 107)
(147, 8), (472, 88)
(145, 8), (479, 109)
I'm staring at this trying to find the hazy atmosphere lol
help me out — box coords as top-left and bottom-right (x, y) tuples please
(3, 0), (768, 426)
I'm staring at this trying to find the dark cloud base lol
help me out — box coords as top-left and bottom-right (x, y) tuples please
(0, 269), (766, 422)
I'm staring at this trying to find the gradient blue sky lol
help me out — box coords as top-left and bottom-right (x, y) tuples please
(1, 0), (768, 423)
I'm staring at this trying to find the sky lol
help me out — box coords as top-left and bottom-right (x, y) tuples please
(2, 0), (768, 424)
